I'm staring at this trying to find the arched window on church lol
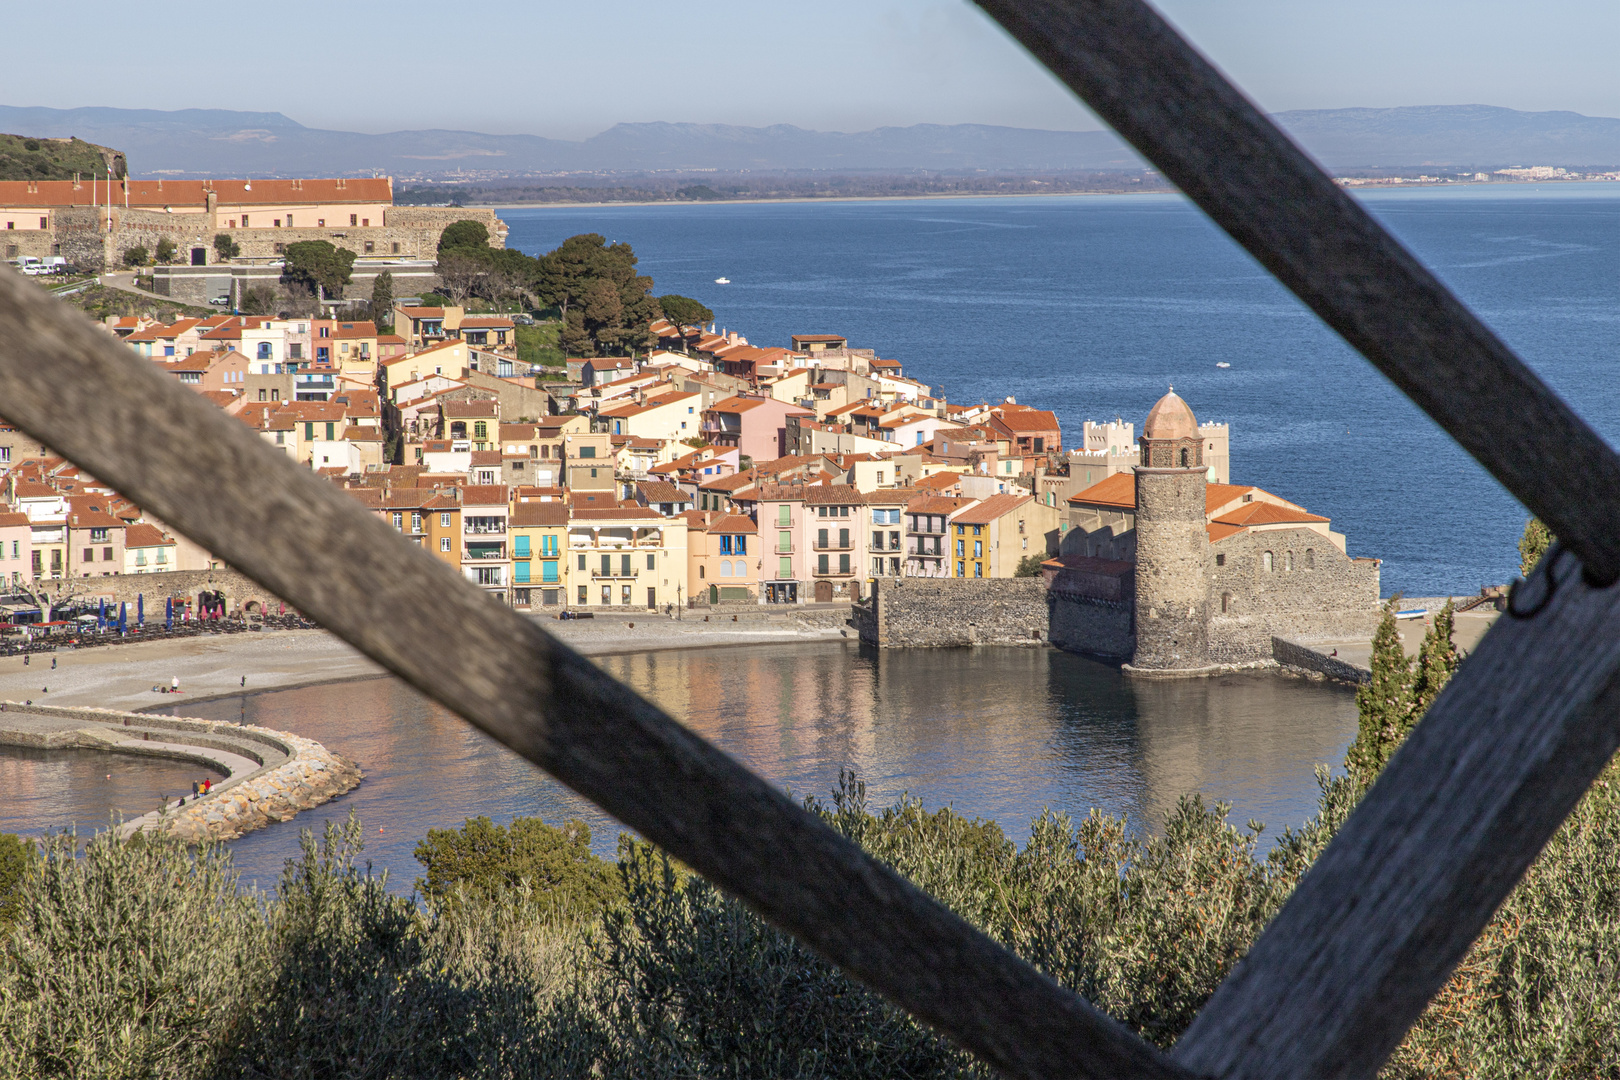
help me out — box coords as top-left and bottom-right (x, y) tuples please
(1180, 447), (1190, 467)
(1263, 551), (1274, 572)
(1305, 548), (1315, 569)
(1286, 550), (1294, 571)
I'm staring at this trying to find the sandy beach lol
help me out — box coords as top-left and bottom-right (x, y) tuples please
(0, 614), (851, 711)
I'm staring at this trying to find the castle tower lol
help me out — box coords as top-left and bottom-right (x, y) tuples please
(1131, 389), (1211, 672)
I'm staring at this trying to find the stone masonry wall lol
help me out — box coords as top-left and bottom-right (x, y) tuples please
(33, 567), (287, 614)
(1206, 526), (1381, 663)
(863, 577), (1049, 648)
(1048, 594), (1134, 661)
(1132, 468), (1210, 669)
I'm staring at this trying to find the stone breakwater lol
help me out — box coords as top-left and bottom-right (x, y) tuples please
(0, 701), (361, 843)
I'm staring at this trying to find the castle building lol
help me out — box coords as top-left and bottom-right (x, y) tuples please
(0, 178), (504, 285)
(1048, 389), (1380, 673)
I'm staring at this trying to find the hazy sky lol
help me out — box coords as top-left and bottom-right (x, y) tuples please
(11, 0), (1619, 137)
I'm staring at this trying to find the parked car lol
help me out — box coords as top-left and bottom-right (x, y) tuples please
(20, 264), (52, 276)
(209, 295), (230, 306)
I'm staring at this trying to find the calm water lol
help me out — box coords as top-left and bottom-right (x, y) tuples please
(0, 748), (222, 839)
(76, 642), (1362, 893)
(503, 185), (1620, 599)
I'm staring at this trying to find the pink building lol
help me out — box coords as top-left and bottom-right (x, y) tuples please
(701, 394), (813, 464)
(0, 511), (29, 588)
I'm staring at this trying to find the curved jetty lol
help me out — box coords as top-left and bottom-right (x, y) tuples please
(0, 701), (361, 842)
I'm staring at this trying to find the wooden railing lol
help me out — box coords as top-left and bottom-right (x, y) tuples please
(2, 3), (1616, 1077)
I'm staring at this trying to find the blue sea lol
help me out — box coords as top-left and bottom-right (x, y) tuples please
(500, 184), (1620, 599)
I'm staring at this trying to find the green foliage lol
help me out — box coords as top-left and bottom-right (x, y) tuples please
(1520, 516), (1555, 577)
(0, 133), (123, 182)
(438, 219), (492, 253)
(656, 294), (712, 327)
(281, 239), (356, 298)
(1015, 553), (1046, 577)
(516, 321), (564, 368)
(1346, 597), (1458, 789)
(0, 832), (35, 928)
(537, 234), (661, 358)
(120, 245), (149, 269)
(155, 237), (179, 264)
(371, 270), (394, 330)
(238, 285), (277, 316)
(212, 233), (240, 260)
(415, 815), (621, 920)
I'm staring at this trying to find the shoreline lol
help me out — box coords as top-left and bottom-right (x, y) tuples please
(0, 616), (852, 713)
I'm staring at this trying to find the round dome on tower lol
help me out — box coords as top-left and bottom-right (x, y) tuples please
(1143, 389), (1198, 441)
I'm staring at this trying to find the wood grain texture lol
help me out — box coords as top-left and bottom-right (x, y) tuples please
(974, 0), (1620, 586)
(0, 266), (1194, 1080)
(1174, 554), (1620, 1078)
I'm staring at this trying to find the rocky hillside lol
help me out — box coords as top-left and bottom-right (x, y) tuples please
(0, 133), (126, 181)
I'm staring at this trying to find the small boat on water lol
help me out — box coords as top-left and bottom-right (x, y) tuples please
(714, 277), (731, 284)
(1215, 362), (1231, 368)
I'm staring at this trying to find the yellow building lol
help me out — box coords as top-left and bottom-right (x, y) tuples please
(510, 502), (568, 609)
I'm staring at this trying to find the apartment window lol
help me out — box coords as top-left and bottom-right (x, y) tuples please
(274, 219), (281, 228)
(601, 585), (612, 604)
(620, 553), (631, 576)
(156, 550), (167, 565)
(818, 554), (829, 574)
(411, 512), (422, 532)
(974, 541), (982, 558)
(957, 560), (965, 576)
(956, 539), (964, 557)
(818, 528), (828, 549)
(242, 215), (249, 227)
(0, 448), (8, 464)
(289, 343), (303, 359)
(441, 512), (451, 528)
(440, 537), (451, 552)
(91, 528), (108, 542)
(350, 214), (358, 226)
(102, 547), (113, 561)
(392, 512), (403, 529)
(136, 551), (147, 567)
(40, 217), (48, 229)
(579, 585), (588, 604)
(974, 562), (983, 578)
(578, 553), (587, 571)
(778, 557), (792, 579)
(474, 421), (487, 439)
(838, 528), (849, 549)
(362, 218), (370, 227)
(646, 553), (656, 570)
(838, 554), (850, 574)
(275, 431), (285, 445)
(956, 524), (964, 535)
(973, 525), (982, 536)
(82, 547), (93, 562)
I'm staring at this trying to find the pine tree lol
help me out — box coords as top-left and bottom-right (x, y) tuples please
(371, 272), (394, 331)
(1347, 599), (1414, 787)
(1519, 517), (1554, 577)
(1410, 599), (1458, 718)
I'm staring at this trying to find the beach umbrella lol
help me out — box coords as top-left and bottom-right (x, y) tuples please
(98, 598), (106, 631)
(137, 594), (144, 627)
(165, 596), (173, 630)
(117, 602), (127, 634)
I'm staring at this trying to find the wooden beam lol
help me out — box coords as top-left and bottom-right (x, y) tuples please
(0, 268), (1193, 1080)
(1175, 554), (1620, 1077)
(973, 0), (1620, 586)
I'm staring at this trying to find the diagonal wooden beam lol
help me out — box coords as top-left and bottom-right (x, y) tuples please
(968, 0), (1620, 1075)
(1175, 554), (1620, 1078)
(974, 0), (1620, 587)
(0, 268), (1192, 1080)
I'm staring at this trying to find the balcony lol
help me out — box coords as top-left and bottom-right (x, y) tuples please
(591, 567), (640, 580)
(465, 547), (506, 561)
(812, 540), (854, 551)
(464, 522), (507, 535)
(812, 564), (855, 577)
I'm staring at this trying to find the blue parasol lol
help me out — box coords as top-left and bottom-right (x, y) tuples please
(165, 596), (173, 630)
(137, 594), (144, 627)
(98, 598), (106, 631)
(117, 602), (127, 634)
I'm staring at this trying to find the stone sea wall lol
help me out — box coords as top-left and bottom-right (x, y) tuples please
(861, 578), (1049, 648)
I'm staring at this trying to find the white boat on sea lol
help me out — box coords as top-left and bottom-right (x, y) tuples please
(714, 277), (731, 284)
(1215, 362), (1231, 368)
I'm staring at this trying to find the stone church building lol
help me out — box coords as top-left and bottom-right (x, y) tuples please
(1047, 390), (1381, 673)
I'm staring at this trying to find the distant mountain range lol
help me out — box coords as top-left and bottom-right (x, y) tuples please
(1, 104), (1617, 178)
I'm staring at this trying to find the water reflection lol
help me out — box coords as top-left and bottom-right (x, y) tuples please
(0, 747), (223, 839)
(3, 643), (1357, 892)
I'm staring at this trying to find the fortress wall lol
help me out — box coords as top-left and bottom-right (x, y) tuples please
(1206, 527), (1381, 662)
(864, 577), (1049, 648)
(1048, 592), (1134, 661)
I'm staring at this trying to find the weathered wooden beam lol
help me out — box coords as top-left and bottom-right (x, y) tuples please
(0, 267), (1193, 1080)
(1175, 554), (1620, 1078)
(974, 0), (1620, 587)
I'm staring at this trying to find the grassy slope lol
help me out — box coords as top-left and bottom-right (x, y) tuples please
(0, 134), (123, 181)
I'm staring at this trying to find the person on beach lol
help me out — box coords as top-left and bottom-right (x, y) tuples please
(171, 676), (179, 693)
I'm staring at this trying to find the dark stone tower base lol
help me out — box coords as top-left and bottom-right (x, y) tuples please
(1129, 466), (1211, 672)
